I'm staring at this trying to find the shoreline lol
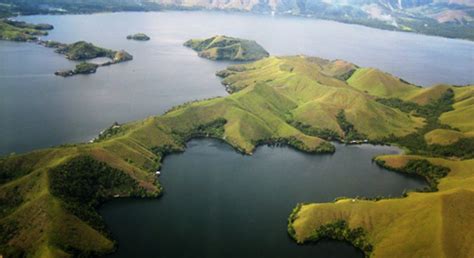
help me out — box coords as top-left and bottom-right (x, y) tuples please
(6, 9), (474, 43)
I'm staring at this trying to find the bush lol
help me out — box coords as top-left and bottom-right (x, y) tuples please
(336, 110), (367, 142)
(378, 89), (473, 159)
(49, 156), (145, 232)
(376, 159), (450, 192)
(307, 220), (373, 257)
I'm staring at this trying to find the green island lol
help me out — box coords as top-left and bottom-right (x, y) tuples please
(184, 35), (269, 61)
(47, 41), (133, 77)
(55, 62), (99, 77)
(0, 20), (134, 77)
(1, 53), (474, 257)
(126, 33), (150, 41)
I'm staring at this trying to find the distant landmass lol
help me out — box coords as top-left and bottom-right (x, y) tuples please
(1, 0), (474, 40)
(184, 35), (269, 61)
(127, 33), (150, 41)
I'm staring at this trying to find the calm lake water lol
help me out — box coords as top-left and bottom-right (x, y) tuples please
(101, 139), (425, 258)
(1, 11), (473, 155)
(0, 11), (471, 257)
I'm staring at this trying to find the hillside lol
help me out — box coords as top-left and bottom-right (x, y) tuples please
(157, 0), (474, 40)
(1, 55), (473, 257)
(217, 56), (424, 140)
(290, 155), (474, 258)
(184, 35), (269, 61)
(289, 83), (474, 257)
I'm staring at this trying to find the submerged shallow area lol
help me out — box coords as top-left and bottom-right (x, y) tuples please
(101, 139), (426, 258)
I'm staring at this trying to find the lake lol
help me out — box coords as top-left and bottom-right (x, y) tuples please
(0, 11), (471, 257)
(1, 11), (473, 155)
(101, 139), (426, 258)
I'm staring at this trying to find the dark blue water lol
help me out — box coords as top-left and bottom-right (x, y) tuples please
(1, 11), (474, 155)
(100, 139), (426, 258)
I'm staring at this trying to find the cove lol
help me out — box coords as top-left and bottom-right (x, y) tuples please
(100, 139), (426, 257)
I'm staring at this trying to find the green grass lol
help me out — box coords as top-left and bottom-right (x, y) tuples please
(424, 129), (466, 146)
(218, 56), (424, 140)
(1, 55), (472, 257)
(184, 35), (269, 61)
(347, 67), (421, 99)
(440, 86), (474, 135)
(291, 156), (474, 258)
(289, 84), (474, 257)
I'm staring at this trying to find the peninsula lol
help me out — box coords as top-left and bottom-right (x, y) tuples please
(0, 55), (473, 257)
(0, 19), (53, 41)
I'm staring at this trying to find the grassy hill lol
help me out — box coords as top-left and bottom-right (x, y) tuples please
(184, 35), (269, 61)
(289, 82), (474, 257)
(290, 155), (474, 258)
(1, 55), (473, 257)
(218, 56), (424, 140)
(440, 86), (474, 136)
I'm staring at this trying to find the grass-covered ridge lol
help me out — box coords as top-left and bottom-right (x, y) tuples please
(217, 56), (424, 140)
(184, 35), (269, 61)
(1, 54), (473, 257)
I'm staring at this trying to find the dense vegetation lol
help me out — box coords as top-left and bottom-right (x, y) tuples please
(184, 35), (269, 61)
(49, 156), (145, 233)
(287, 203), (302, 239)
(376, 159), (450, 191)
(335, 110), (367, 142)
(172, 118), (227, 142)
(307, 220), (373, 257)
(287, 119), (340, 141)
(56, 41), (115, 60)
(378, 89), (474, 159)
(74, 62), (98, 74)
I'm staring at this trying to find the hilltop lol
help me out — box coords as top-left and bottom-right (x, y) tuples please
(0, 55), (473, 257)
(184, 35), (269, 61)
